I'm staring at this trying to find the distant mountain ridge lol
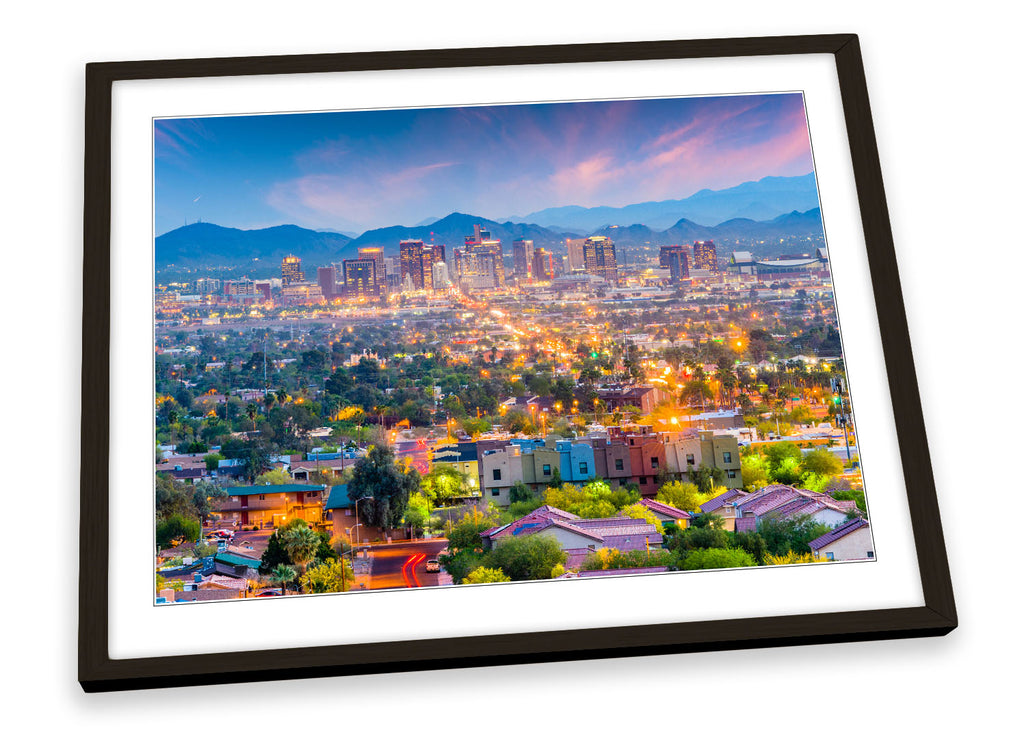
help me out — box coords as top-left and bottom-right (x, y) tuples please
(156, 222), (353, 270)
(507, 173), (820, 231)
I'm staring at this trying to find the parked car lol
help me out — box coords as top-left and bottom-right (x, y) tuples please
(256, 589), (282, 597)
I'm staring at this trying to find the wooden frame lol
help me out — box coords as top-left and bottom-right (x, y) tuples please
(80, 33), (956, 692)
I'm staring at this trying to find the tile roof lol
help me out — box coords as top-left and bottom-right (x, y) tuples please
(808, 517), (870, 551)
(640, 498), (692, 520)
(230, 483), (325, 496)
(699, 488), (747, 514)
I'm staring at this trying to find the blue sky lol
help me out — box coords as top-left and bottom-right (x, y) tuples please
(154, 93), (813, 236)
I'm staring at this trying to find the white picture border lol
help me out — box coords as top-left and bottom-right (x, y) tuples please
(108, 52), (923, 659)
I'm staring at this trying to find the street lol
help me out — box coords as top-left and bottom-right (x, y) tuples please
(367, 539), (448, 590)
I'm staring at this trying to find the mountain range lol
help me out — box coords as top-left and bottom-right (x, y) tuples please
(507, 173), (820, 231)
(155, 174), (825, 274)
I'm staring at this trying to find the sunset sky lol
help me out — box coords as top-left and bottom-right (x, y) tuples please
(154, 93), (813, 236)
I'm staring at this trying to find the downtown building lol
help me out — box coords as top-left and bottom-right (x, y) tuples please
(512, 238), (534, 281)
(281, 255), (304, 285)
(582, 236), (619, 284)
(457, 224), (505, 288)
(532, 247), (555, 281)
(692, 240), (717, 271)
(659, 244), (690, 284)
(400, 239), (445, 291)
(341, 257), (380, 299)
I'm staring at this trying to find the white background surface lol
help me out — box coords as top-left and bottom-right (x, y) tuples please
(1, 1), (1018, 733)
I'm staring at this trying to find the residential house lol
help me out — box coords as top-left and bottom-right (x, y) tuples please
(809, 517), (873, 561)
(663, 430), (742, 487)
(698, 488), (750, 531)
(214, 483), (326, 529)
(323, 484), (386, 544)
(639, 498), (691, 529)
(481, 505), (663, 570)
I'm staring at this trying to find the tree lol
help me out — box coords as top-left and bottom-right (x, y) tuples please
(403, 493), (432, 537)
(347, 445), (418, 531)
(156, 513), (200, 547)
(757, 514), (832, 556)
(421, 465), (469, 504)
(680, 547), (756, 570)
(301, 558), (354, 593)
(801, 448), (844, 477)
(740, 452), (770, 490)
(440, 551), (485, 583)
(269, 563), (297, 595)
(690, 464), (726, 494)
(280, 523), (320, 582)
(618, 502), (664, 533)
(242, 442), (273, 483)
(255, 468), (293, 485)
(483, 534), (566, 581)
(509, 481), (535, 504)
(259, 531), (291, 575)
(446, 508), (497, 552)
(203, 452), (225, 471)
(656, 480), (704, 512)
(462, 567), (511, 585)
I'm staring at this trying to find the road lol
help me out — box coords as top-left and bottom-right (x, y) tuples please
(367, 539), (448, 590)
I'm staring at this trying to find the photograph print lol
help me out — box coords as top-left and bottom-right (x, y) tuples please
(153, 91), (874, 605)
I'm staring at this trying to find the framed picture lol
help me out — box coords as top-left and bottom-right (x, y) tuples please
(80, 33), (956, 692)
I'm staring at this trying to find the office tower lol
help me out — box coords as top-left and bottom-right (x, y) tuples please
(512, 239), (534, 280)
(399, 239), (445, 290)
(454, 247), (497, 290)
(342, 258), (379, 299)
(255, 282), (272, 302)
(357, 247), (386, 280)
(566, 238), (587, 271)
(659, 245), (690, 284)
(281, 255), (303, 285)
(582, 236), (618, 284)
(194, 277), (221, 294)
(317, 266), (337, 301)
(532, 247), (554, 281)
(692, 240), (717, 271)
(463, 224), (505, 287)
(432, 260), (451, 289)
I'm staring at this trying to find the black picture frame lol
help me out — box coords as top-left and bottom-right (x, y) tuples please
(80, 33), (956, 692)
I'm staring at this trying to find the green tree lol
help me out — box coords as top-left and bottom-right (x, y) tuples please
(421, 465), (469, 504)
(255, 468), (293, 485)
(280, 523), (320, 582)
(446, 508), (498, 552)
(347, 444), (418, 530)
(483, 534), (566, 581)
(656, 480), (704, 512)
(403, 493), (432, 537)
(757, 514), (832, 556)
(269, 563), (297, 595)
(301, 558), (354, 593)
(680, 547), (756, 570)
(203, 452), (226, 472)
(740, 452), (770, 490)
(509, 480), (535, 504)
(439, 551), (485, 583)
(462, 567), (512, 584)
(156, 513), (200, 547)
(242, 442), (273, 483)
(259, 531), (291, 575)
(691, 464), (726, 494)
(801, 448), (844, 477)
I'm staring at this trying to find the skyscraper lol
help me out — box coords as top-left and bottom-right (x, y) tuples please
(659, 245), (690, 284)
(566, 238), (586, 272)
(692, 240), (717, 271)
(317, 266), (337, 301)
(512, 239), (534, 280)
(281, 255), (303, 285)
(342, 258), (379, 299)
(582, 236), (618, 284)
(357, 247), (386, 283)
(463, 224), (505, 288)
(399, 239), (444, 290)
(532, 247), (554, 281)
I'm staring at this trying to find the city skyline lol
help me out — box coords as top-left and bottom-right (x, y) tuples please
(155, 93), (814, 237)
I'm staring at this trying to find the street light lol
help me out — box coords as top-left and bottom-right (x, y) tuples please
(353, 496), (374, 547)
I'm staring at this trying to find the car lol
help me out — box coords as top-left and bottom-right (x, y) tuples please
(425, 559), (440, 573)
(256, 589), (282, 597)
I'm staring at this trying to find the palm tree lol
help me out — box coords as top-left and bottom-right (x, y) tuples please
(280, 524), (320, 589)
(269, 563), (296, 596)
(246, 403), (258, 431)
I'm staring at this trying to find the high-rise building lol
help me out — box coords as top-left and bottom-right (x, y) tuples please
(659, 245), (690, 284)
(462, 224), (505, 287)
(512, 239), (534, 280)
(317, 266), (337, 301)
(692, 240), (717, 271)
(431, 260), (451, 289)
(582, 236), (618, 284)
(281, 255), (303, 285)
(566, 238), (587, 272)
(399, 239), (444, 291)
(342, 258), (379, 299)
(532, 248), (554, 281)
(454, 248), (497, 290)
(357, 247), (386, 282)
(194, 277), (221, 294)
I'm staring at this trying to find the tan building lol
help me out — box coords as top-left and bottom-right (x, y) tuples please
(214, 483), (326, 529)
(663, 430), (741, 486)
(809, 518), (873, 561)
